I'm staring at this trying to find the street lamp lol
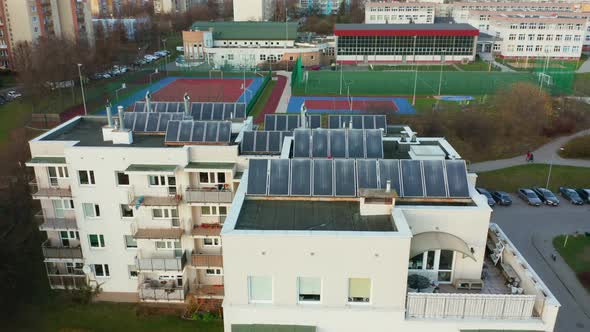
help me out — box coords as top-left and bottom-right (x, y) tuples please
(546, 147), (564, 189)
(77, 64), (87, 115)
(412, 36), (418, 106)
(115, 83), (127, 102)
(162, 39), (168, 76)
(437, 49), (447, 97)
(149, 68), (159, 85)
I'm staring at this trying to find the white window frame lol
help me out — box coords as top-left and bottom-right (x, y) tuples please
(88, 234), (106, 249)
(82, 203), (101, 218)
(148, 175), (168, 187)
(78, 170), (95, 186)
(115, 171), (130, 186)
(203, 237), (221, 247)
(248, 276), (273, 304)
(92, 264), (110, 278)
(152, 207), (179, 223)
(155, 240), (180, 250)
(198, 171), (226, 185)
(347, 278), (372, 305)
(120, 204), (134, 219)
(128, 265), (138, 278)
(48, 166), (69, 186)
(124, 235), (137, 249)
(205, 268), (223, 276)
(297, 277), (322, 304)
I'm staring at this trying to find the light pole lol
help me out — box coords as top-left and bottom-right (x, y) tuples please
(149, 68), (159, 85)
(437, 50), (446, 97)
(546, 147), (564, 189)
(162, 39), (168, 76)
(77, 64), (87, 115)
(412, 36), (418, 106)
(115, 83), (127, 102)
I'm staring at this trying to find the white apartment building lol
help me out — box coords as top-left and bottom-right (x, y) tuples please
(233, 0), (276, 21)
(300, 0), (347, 15)
(365, 1), (436, 24)
(221, 127), (561, 332)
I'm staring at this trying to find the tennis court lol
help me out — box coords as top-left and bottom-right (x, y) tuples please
(152, 78), (255, 102)
(287, 96), (416, 114)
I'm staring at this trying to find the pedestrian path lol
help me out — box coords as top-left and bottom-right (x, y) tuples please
(479, 53), (516, 73)
(274, 71), (292, 114)
(469, 128), (590, 172)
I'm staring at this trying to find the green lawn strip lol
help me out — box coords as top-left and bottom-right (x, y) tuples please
(456, 59), (499, 72)
(248, 80), (277, 120)
(10, 301), (223, 332)
(559, 135), (590, 159)
(475, 164), (590, 193)
(0, 101), (34, 143)
(370, 64), (458, 72)
(553, 234), (590, 290)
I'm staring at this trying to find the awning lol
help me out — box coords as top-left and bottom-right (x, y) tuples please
(185, 162), (235, 172)
(232, 325), (316, 332)
(410, 231), (476, 261)
(26, 156), (67, 166)
(125, 164), (177, 174)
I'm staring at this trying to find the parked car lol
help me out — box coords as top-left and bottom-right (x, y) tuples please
(559, 187), (584, 205)
(476, 188), (495, 207)
(101, 73), (112, 79)
(575, 188), (590, 204)
(6, 90), (22, 99)
(0, 95), (6, 105)
(532, 187), (560, 206)
(491, 191), (512, 206)
(518, 188), (542, 206)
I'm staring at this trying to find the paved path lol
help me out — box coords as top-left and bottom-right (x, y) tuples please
(274, 71), (291, 114)
(479, 52), (516, 72)
(576, 57), (590, 73)
(469, 128), (590, 172)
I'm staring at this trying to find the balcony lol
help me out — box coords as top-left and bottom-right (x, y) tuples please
(190, 284), (225, 299)
(42, 240), (83, 260)
(135, 251), (187, 272)
(30, 182), (72, 199)
(47, 274), (87, 289)
(131, 220), (185, 240)
(139, 278), (187, 302)
(191, 224), (222, 238)
(36, 209), (77, 231)
(185, 188), (233, 204)
(192, 253), (223, 268)
(128, 186), (181, 207)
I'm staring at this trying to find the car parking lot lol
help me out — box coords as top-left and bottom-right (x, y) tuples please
(491, 199), (590, 332)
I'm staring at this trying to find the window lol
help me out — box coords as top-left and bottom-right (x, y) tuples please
(78, 170), (95, 185)
(89, 234), (105, 248)
(565, 35), (572, 41)
(48, 166), (69, 186)
(348, 278), (371, 303)
(518, 34), (525, 41)
(148, 175), (166, 186)
(124, 235), (137, 249)
(206, 268), (223, 276)
(248, 276), (272, 303)
(60, 230), (79, 247)
(526, 45), (533, 52)
(508, 34), (516, 41)
(227, 54), (234, 60)
(546, 34), (553, 41)
(121, 204), (134, 218)
(199, 172), (226, 184)
(537, 34), (544, 41)
(152, 207), (178, 220)
(116, 171), (129, 185)
(516, 45), (524, 52)
(203, 237), (221, 246)
(556, 35), (562, 41)
(260, 54), (266, 61)
(82, 203), (100, 218)
(554, 46), (561, 52)
(527, 34), (534, 41)
(298, 277), (321, 302)
(92, 264), (110, 277)
(155, 240), (180, 250)
(563, 46), (571, 53)
(128, 265), (138, 278)
(574, 35), (581, 42)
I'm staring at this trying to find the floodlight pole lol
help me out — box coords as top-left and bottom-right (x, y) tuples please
(546, 147), (564, 189)
(412, 36), (418, 106)
(339, 61), (343, 95)
(438, 50), (446, 97)
(77, 64), (87, 115)
(162, 39), (168, 76)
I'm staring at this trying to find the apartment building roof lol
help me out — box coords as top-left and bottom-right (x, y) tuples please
(190, 21), (298, 41)
(334, 24), (479, 37)
(235, 200), (397, 232)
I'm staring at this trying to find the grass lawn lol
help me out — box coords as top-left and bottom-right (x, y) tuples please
(0, 100), (35, 145)
(370, 64), (458, 72)
(475, 164), (590, 192)
(559, 135), (590, 159)
(248, 80), (276, 120)
(456, 59), (499, 72)
(10, 300), (223, 332)
(553, 234), (590, 291)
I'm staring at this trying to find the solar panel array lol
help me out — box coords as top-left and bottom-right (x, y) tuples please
(240, 131), (292, 155)
(164, 120), (232, 144)
(328, 115), (387, 133)
(191, 103), (246, 120)
(264, 114), (322, 131)
(123, 112), (189, 133)
(246, 159), (470, 199)
(292, 128), (384, 159)
(134, 102), (188, 113)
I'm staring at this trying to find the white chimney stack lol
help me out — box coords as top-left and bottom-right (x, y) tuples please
(145, 91), (152, 112)
(118, 106), (125, 130)
(106, 105), (113, 127)
(386, 180), (391, 193)
(111, 105), (133, 144)
(183, 93), (191, 116)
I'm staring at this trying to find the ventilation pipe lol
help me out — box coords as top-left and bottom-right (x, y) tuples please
(183, 93), (190, 116)
(386, 180), (391, 193)
(106, 104), (113, 127)
(145, 90), (152, 112)
(118, 106), (125, 130)
(300, 102), (307, 128)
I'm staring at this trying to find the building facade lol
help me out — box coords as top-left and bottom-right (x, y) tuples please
(300, 0), (348, 15)
(335, 23), (479, 64)
(233, 0), (276, 22)
(0, 0), (11, 69)
(182, 22), (325, 69)
(365, 1), (436, 24)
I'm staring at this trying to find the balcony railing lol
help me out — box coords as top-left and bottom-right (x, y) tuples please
(30, 181), (72, 198)
(135, 251), (187, 272)
(36, 209), (77, 231)
(128, 185), (181, 207)
(139, 279), (187, 302)
(131, 220), (185, 240)
(42, 240), (83, 259)
(191, 224), (222, 237)
(185, 188), (233, 203)
(406, 292), (540, 320)
(47, 274), (87, 289)
(191, 283), (225, 299)
(192, 253), (223, 268)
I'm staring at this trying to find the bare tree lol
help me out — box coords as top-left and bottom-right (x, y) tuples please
(495, 82), (553, 136)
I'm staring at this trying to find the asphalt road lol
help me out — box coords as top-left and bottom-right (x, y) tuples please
(491, 198), (590, 332)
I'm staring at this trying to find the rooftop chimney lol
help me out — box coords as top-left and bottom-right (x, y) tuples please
(111, 105), (133, 145)
(102, 104), (115, 141)
(145, 91), (152, 112)
(118, 106), (125, 130)
(106, 104), (113, 127)
(300, 103), (307, 128)
(183, 93), (191, 116)
(386, 180), (391, 193)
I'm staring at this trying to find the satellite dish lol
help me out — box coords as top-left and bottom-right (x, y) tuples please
(82, 265), (91, 274)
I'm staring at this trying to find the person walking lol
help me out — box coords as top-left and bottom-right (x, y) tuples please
(529, 152), (534, 163)
(526, 151), (532, 162)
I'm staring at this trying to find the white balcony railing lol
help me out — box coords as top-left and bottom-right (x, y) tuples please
(135, 250), (187, 272)
(139, 278), (188, 302)
(185, 188), (233, 203)
(36, 209), (77, 231)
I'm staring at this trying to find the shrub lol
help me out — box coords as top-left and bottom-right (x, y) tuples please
(560, 135), (590, 159)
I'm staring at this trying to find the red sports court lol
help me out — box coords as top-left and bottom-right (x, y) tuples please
(152, 78), (253, 102)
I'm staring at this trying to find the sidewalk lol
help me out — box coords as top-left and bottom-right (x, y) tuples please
(479, 53), (516, 73)
(274, 71), (291, 114)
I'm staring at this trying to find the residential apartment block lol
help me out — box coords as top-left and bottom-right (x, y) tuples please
(233, 0), (276, 22)
(300, 0), (348, 15)
(365, 1), (436, 24)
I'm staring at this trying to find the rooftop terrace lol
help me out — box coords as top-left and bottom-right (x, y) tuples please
(235, 200), (397, 232)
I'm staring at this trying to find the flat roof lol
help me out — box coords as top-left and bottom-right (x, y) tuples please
(125, 164), (177, 172)
(334, 23), (479, 37)
(235, 200), (397, 232)
(185, 162), (235, 170)
(190, 21), (298, 41)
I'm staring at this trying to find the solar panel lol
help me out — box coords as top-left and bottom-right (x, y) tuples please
(348, 129), (365, 158)
(235, 104), (246, 118)
(255, 131), (268, 152)
(123, 112), (136, 129)
(264, 114), (276, 131)
(202, 104), (213, 120)
(241, 131), (255, 153)
(191, 103), (203, 118)
(204, 122), (219, 142)
(287, 116), (299, 131)
(134, 112), (148, 132)
(247, 159), (268, 195)
(134, 102), (146, 112)
(378, 159), (401, 194)
(269, 159), (290, 196)
(167, 102), (178, 113)
(363, 115), (375, 129)
(293, 129), (311, 158)
(291, 159), (311, 196)
(157, 113), (172, 132)
(155, 102), (168, 113)
(375, 116), (387, 132)
(177, 103), (186, 114)
(329, 129), (346, 158)
(165, 120), (180, 142)
(212, 104), (224, 120)
(178, 121), (192, 142)
(423, 160), (447, 197)
(365, 129), (384, 159)
(224, 103), (235, 117)
(312, 129), (329, 158)
(328, 115), (387, 132)
(401, 160), (424, 197)
(357, 159), (378, 189)
(335, 159), (356, 196)
(268, 131), (283, 153)
(352, 116), (363, 129)
(446, 160), (470, 198)
(329, 116), (340, 129)
(145, 113), (158, 132)
(313, 159), (333, 196)
(309, 115), (322, 129)
(218, 122), (231, 142)
(191, 121), (206, 142)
